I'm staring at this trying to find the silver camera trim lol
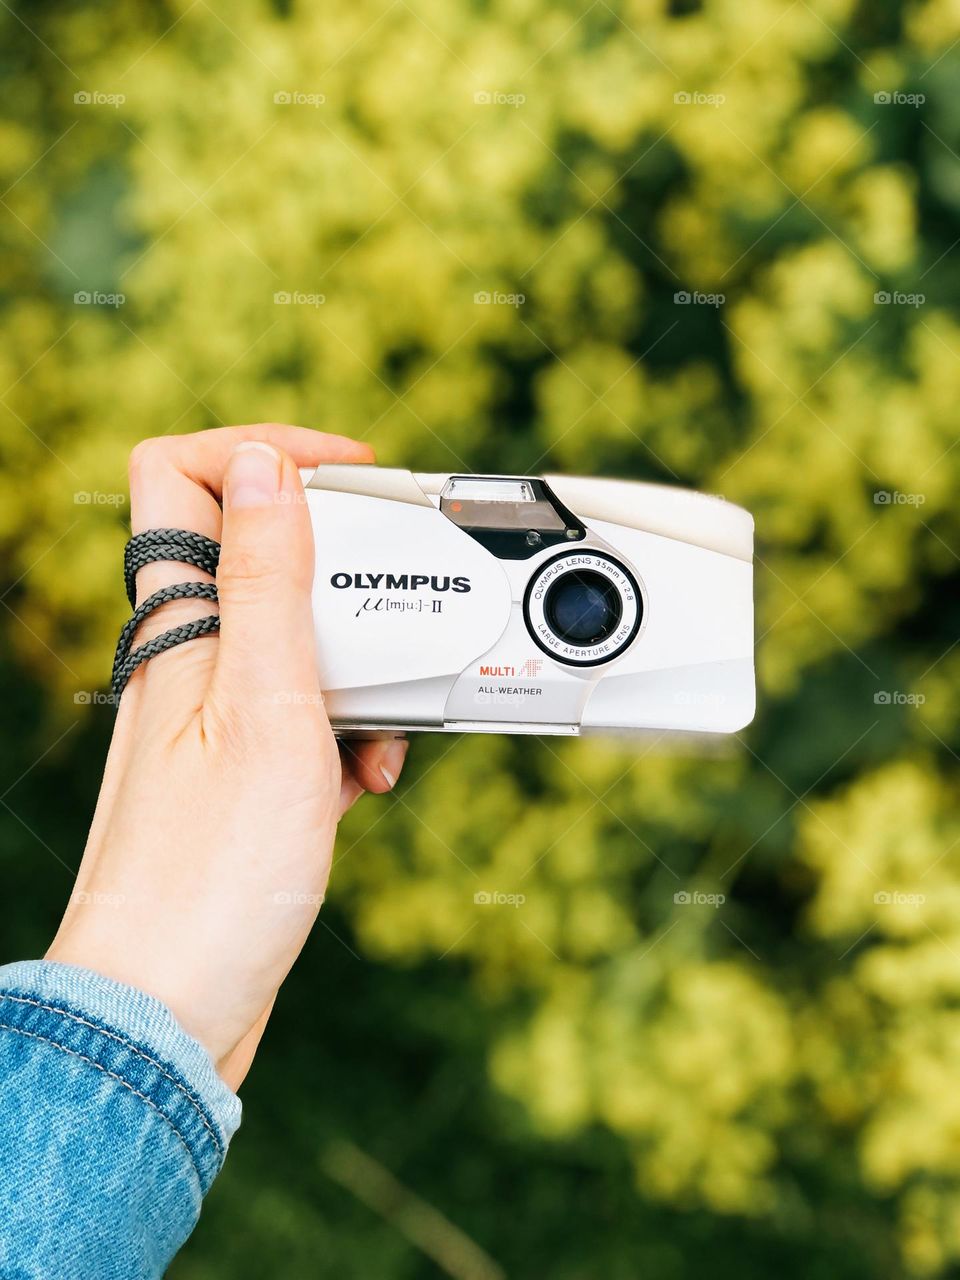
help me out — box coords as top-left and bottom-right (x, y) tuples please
(523, 550), (644, 667)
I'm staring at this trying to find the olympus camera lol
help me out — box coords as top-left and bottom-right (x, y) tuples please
(300, 467), (755, 736)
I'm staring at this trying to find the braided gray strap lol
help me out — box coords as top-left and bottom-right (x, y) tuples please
(112, 529), (222, 701)
(123, 528), (221, 607)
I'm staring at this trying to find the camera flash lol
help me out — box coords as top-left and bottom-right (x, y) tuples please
(443, 478), (536, 503)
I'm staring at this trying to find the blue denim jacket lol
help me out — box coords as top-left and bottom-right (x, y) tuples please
(0, 960), (241, 1278)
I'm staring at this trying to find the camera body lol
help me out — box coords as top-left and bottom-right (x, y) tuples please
(300, 467), (755, 737)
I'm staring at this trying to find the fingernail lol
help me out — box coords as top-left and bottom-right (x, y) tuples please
(379, 740), (408, 789)
(228, 441), (281, 508)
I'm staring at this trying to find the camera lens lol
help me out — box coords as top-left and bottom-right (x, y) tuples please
(543, 570), (623, 646)
(524, 551), (643, 666)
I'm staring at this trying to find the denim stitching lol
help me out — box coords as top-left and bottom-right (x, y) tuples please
(0, 991), (224, 1158)
(0, 1020), (204, 1182)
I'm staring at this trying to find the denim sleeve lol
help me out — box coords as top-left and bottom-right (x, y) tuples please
(0, 959), (242, 1280)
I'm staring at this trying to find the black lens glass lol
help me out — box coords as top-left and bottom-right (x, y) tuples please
(544, 570), (622, 646)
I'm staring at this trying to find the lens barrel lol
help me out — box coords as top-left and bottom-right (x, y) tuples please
(543, 570), (623, 646)
(523, 551), (643, 666)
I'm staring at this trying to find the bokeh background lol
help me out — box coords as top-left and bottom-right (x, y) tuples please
(2, 0), (959, 1275)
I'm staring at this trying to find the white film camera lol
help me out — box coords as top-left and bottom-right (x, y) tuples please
(300, 468), (755, 737)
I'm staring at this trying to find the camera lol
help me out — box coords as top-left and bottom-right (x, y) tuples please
(301, 467), (755, 736)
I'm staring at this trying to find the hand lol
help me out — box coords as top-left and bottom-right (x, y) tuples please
(46, 425), (409, 1090)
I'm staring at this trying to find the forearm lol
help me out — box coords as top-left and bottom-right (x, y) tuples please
(0, 960), (240, 1279)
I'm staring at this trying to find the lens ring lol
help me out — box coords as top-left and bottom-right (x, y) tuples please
(523, 551), (643, 666)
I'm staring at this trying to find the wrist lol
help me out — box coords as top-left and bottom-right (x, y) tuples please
(45, 927), (231, 1070)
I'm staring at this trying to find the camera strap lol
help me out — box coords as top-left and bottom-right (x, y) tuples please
(111, 528), (221, 700)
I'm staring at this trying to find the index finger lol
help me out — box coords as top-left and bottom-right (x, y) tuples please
(120, 424), (372, 708)
(129, 424), (373, 548)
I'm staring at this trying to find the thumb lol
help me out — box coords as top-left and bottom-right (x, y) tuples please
(207, 441), (320, 719)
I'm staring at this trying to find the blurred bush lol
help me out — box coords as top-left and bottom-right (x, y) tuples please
(1, 0), (959, 1276)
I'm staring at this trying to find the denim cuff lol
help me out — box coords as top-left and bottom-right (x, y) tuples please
(0, 959), (241, 1194)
